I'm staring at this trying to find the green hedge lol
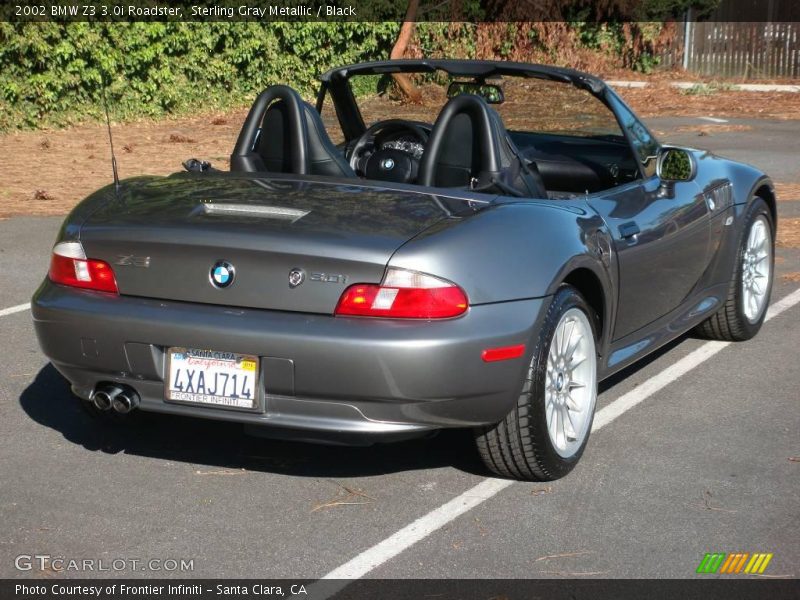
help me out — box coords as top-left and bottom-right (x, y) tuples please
(0, 22), (399, 130)
(1, 7), (718, 132)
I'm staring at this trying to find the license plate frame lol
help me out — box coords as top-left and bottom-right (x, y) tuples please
(164, 347), (261, 412)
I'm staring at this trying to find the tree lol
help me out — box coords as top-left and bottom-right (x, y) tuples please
(390, 0), (422, 103)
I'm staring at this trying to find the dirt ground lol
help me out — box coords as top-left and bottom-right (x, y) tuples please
(1, 79), (799, 222)
(777, 217), (800, 249)
(618, 83), (800, 120)
(2, 109), (247, 219)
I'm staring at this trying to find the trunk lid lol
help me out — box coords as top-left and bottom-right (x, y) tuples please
(79, 174), (460, 314)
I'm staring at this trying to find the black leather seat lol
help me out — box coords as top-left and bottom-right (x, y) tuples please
(230, 85), (355, 178)
(300, 101), (355, 177)
(418, 94), (547, 198)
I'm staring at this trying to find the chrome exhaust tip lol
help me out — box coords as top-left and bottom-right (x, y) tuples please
(112, 390), (139, 414)
(92, 389), (114, 411)
(92, 384), (137, 413)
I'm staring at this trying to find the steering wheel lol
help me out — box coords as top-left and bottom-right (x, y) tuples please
(348, 120), (429, 184)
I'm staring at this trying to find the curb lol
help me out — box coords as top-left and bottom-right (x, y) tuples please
(606, 80), (800, 93)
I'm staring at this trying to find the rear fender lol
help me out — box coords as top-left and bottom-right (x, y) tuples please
(388, 200), (616, 330)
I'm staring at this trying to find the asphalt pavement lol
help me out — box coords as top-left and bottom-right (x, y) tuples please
(0, 116), (798, 582)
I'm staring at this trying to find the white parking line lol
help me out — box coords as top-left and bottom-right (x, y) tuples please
(318, 287), (800, 586)
(0, 303), (30, 318)
(321, 477), (513, 581)
(699, 116), (729, 124)
(4, 279), (799, 586)
(594, 287), (800, 430)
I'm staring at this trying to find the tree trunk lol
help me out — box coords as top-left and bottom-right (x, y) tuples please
(390, 0), (422, 104)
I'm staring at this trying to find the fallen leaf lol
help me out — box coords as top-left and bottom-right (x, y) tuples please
(311, 500), (372, 512)
(535, 550), (592, 562)
(194, 468), (246, 476)
(311, 480), (376, 512)
(689, 488), (737, 513)
(168, 133), (197, 143)
(33, 190), (53, 201)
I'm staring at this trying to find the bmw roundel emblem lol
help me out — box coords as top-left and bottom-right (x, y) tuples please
(380, 158), (395, 171)
(210, 260), (235, 289)
(288, 268), (305, 288)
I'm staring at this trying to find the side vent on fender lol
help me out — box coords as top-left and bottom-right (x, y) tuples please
(704, 182), (733, 212)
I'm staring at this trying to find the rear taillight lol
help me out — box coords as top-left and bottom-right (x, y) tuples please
(48, 241), (118, 294)
(335, 268), (468, 319)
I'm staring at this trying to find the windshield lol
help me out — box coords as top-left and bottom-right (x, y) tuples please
(324, 73), (626, 142)
(314, 64), (647, 196)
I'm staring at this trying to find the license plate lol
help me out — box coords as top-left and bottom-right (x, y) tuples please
(165, 347), (259, 409)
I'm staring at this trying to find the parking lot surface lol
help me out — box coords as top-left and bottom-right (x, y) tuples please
(1, 116), (798, 580)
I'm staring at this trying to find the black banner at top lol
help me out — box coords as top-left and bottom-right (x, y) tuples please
(3, 0), (800, 23)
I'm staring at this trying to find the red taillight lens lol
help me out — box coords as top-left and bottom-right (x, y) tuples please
(48, 242), (118, 294)
(335, 268), (468, 319)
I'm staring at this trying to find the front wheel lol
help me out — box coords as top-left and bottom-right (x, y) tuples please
(695, 197), (774, 341)
(475, 285), (598, 481)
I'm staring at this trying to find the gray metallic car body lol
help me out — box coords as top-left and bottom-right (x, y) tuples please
(31, 60), (777, 442)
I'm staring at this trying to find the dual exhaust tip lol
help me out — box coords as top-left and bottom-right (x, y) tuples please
(92, 384), (140, 414)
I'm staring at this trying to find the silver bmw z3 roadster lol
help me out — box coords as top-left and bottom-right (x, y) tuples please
(32, 60), (777, 480)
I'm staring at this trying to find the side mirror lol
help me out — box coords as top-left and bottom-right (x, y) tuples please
(657, 147), (696, 183)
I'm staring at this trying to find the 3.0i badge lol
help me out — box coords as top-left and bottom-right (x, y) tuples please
(210, 260), (235, 288)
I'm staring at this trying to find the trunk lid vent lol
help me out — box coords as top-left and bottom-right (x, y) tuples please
(201, 203), (310, 222)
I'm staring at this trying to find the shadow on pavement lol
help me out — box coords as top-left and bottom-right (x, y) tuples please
(599, 334), (687, 394)
(20, 364), (488, 478)
(21, 330), (706, 480)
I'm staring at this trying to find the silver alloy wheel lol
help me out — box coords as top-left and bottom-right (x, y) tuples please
(741, 215), (772, 323)
(545, 307), (597, 458)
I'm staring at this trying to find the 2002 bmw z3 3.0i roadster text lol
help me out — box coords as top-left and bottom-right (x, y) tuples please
(32, 60), (777, 481)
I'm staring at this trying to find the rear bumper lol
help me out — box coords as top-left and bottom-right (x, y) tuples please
(32, 280), (546, 436)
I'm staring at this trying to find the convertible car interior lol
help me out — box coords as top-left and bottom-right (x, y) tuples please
(228, 60), (658, 199)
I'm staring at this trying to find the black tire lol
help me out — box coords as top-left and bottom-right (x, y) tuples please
(475, 285), (599, 481)
(695, 197), (774, 341)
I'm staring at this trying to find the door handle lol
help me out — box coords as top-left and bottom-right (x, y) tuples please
(619, 222), (640, 242)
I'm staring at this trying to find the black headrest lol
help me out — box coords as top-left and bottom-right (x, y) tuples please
(230, 85), (309, 174)
(300, 102), (356, 178)
(419, 95), (505, 187)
